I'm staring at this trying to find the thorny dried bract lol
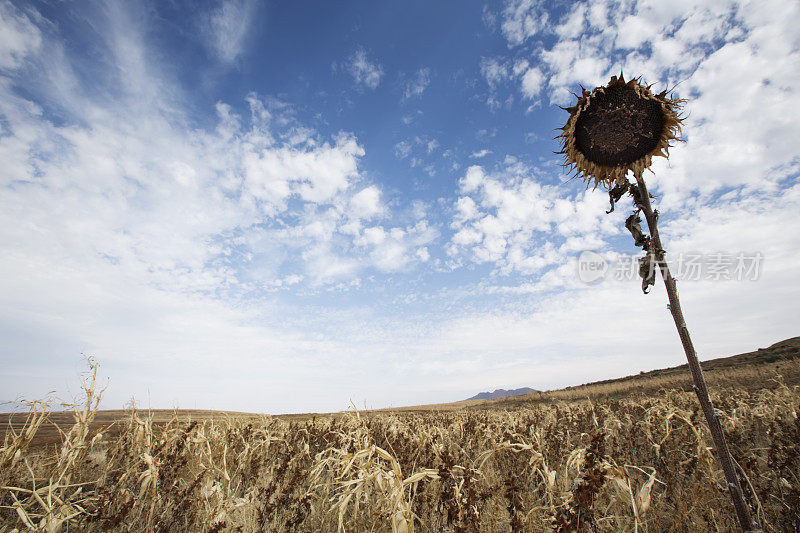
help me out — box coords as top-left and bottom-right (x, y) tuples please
(1, 360), (799, 531)
(557, 73), (686, 189)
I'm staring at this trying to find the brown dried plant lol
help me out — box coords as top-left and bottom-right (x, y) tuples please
(1, 359), (798, 531)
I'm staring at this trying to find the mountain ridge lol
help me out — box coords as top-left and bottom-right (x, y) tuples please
(462, 336), (800, 404)
(466, 387), (538, 401)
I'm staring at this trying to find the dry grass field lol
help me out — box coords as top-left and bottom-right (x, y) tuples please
(1, 339), (799, 531)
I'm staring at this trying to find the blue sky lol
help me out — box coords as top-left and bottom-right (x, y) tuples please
(1, 0), (799, 413)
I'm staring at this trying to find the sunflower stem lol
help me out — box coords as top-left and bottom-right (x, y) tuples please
(632, 176), (760, 532)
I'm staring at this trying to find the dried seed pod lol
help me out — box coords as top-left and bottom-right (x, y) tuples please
(557, 73), (685, 188)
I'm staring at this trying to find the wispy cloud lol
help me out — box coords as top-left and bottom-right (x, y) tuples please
(479, 57), (536, 108)
(205, 0), (259, 65)
(0, 1), (436, 411)
(479, 57), (509, 88)
(394, 140), (411, 159)
(403, 67), (430, 99)
(0, 1), (42, 69)
(345, 47), (384, 90)
(401, 110), (423, 125)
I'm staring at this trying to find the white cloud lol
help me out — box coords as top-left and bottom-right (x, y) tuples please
(500, 0), (548, 46)
(480, 57), (510, 88)
(429, 176), (800, 395)
(392, 136), (441, 171)
(205, 0), (258, 65)
(404, 67), (430, 99)
(0, 1), (41, 69)
(540, 40), (610, 104)
(449, 163), (623, 275)
(394, 140), (411, 159)
(443, 0), (800, 397)
(520, 66), (544, 99)
(512, 59), (529, 76)
(470, 149), (492, 159)
(0, 1), (447, 411)
(455, 196), (478, 221)
(555, 3), (586, 39)
(345, 48), (384, 90)
(370, 239), (407, 271)
(242, 131), (364, 206)
(351, 219), (437, 273)
(614, 14), (659, 50)
(481, 56), (544, 107)
(401, 110), (422, 125)
(349, 186), (384, 220)
(0, 75), (384, 292)
(398, 251), (798, 393)
(495, 0), (800, 202)
(497, 1), (746, 106)
(460, 165), (486, 193)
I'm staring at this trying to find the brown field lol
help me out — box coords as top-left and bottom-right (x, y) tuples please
(0, 410), (260, 450)
(1, 338), (798, 531)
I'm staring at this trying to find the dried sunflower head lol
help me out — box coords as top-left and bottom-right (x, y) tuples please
(557, 73), (685, 188)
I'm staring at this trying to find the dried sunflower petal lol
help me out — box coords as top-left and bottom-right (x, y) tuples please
(558, 73), (685, 188)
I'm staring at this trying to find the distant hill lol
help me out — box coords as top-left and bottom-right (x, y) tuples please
(570, 336), (800, 389)
(466, 387), (538, 401)
(460, 336), (800, 406)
